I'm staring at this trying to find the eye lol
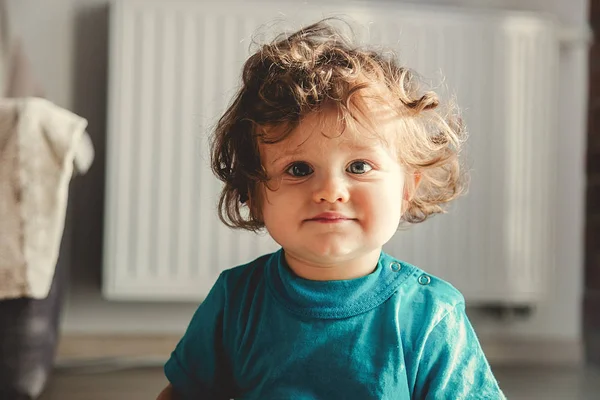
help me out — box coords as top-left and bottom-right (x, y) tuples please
(346, 161), (373, 174)
(286, 162), (313, 177)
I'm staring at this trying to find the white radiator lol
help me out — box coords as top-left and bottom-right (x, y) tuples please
(103, 0), (559, 303)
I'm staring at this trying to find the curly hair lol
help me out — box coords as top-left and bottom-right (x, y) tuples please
(211, 18), (467, 231)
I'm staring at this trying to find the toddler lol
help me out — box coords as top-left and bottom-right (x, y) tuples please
(158, 19), (505, 400)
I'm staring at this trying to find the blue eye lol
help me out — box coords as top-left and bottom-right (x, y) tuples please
(346, 161), (373, 174)
(286, 162), (313, 177)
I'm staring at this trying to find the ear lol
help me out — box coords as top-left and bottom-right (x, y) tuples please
(403, 171), (422, 201)
(414, 171), (422, 189)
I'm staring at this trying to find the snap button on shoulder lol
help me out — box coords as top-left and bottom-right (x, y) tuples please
(390, 262), (402, 272)
(418, 274), (431, 285)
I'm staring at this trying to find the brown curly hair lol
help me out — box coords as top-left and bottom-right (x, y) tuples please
(211, 18), (467, 232)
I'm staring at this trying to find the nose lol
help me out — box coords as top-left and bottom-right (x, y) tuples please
(312, 172), (350, 204)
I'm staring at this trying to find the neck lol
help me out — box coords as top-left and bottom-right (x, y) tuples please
(283, 248), (382, 281)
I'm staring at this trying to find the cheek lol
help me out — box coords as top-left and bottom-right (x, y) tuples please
(261, 185), (300, 222)
(261, 189), (301, 246)
(357, 180), (404, 224)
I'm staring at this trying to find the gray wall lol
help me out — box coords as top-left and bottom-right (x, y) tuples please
(5, 0), (589, 340)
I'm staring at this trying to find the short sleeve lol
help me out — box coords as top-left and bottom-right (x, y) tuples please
(413, 303), (506, 399)
(164, 273), (233, 399)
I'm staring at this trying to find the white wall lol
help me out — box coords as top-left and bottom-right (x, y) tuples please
(5, 0), (589, 341)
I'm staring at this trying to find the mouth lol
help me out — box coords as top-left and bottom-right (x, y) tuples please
(305, 212), (355, 224)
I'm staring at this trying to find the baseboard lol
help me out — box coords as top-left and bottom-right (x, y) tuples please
(480, 337), (584, 367)
(56, 334), (180, 364)
(56, 334), (584, 368)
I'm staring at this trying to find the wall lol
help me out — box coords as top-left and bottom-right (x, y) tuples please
(587, 0), (600, 365)
(4, 0), (589, 344)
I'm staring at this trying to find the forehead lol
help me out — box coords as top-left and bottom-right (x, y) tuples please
(259, 104), (400, 161)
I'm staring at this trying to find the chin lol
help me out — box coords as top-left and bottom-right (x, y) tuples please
(302, 241), (360, 261)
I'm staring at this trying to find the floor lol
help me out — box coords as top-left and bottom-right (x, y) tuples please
(38, 365), (600, 400)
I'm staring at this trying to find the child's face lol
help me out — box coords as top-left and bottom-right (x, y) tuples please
(259, 106), (405, 269)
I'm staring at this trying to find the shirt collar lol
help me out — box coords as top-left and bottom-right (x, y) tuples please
(266, 248), (414, 319)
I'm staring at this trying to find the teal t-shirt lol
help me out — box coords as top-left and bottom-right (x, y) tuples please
(165, 249), (505, 399)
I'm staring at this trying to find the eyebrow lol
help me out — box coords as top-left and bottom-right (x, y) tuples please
(270, 142), (384, 163)
(271, 149), (303, 164)
(346, 143), (384, 152)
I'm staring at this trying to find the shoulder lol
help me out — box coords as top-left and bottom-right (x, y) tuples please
(217, 252), (274, 297)
(384, 252), (465, 324)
